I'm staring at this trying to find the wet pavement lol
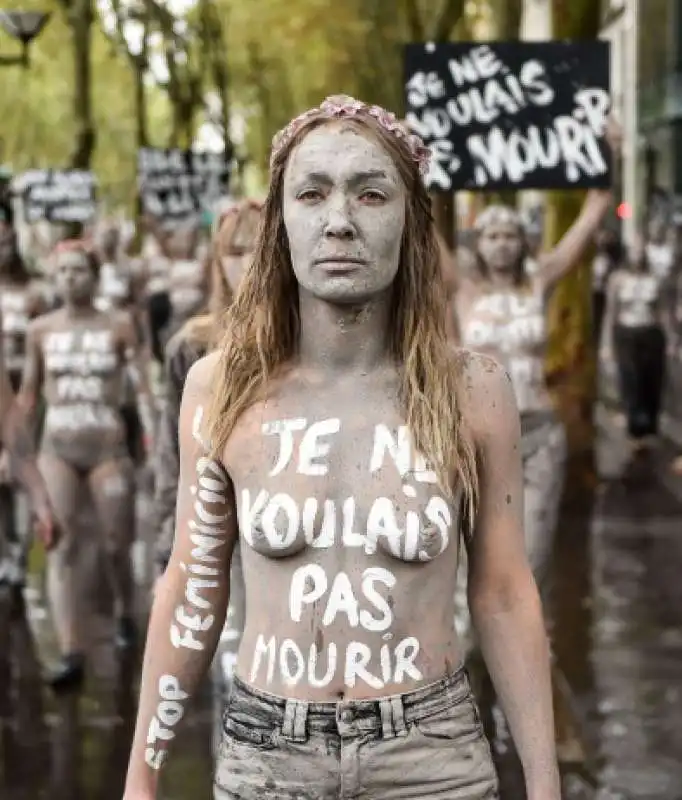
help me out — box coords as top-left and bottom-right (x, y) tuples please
(1, 411), (681, 799)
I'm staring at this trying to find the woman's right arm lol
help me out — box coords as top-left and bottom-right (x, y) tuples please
(124, 355), (239, 799)
(599, 271), (620, 369)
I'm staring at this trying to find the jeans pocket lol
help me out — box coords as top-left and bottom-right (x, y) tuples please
(413, 696), (484, 744)
(223, 715), (278, 750)
(222, 702), (279, 751)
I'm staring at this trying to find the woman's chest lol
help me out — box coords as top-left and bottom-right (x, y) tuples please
(617, 274), (658, 306)
(224, 399), (458, 564)
(459, 289), (545, 354)
(43, 326), (119, 378)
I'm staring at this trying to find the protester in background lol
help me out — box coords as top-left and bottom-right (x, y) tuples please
(0, 222), (50, 597)
(601, 234), (667, 450)
(93, 219), (150, 464)
(141, 219), (172, 366)
(152, 198), (262, 754)
(0, 305), (57, 757)
(592, 227), (625, 345)
(0, 306), (57, 588)
(645, 210), (674, 282)
(454, 118), (618, 774)
(20, 240), (155, 689)
(153, 199), (262, 573)
(164, 222), (210, 345)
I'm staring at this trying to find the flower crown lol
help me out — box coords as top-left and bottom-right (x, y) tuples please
(474, 205), (524, 233)
(270, 94), (432, 177)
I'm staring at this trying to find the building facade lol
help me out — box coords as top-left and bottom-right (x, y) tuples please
(636, 0), (682, 214)
(600, 0), (639, 243)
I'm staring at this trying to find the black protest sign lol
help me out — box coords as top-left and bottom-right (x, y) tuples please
(138, 148), (231, 221)
(404, 41), (611, 192)
(15, 169), (97, 223)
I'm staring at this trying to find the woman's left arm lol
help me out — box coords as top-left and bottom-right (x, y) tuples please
(461, 351), (559, 800)
(537, 120), (622, 294)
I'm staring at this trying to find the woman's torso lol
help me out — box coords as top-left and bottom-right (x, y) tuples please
(613, 270), (662, 329)
(221, 366), (464, 701)
(38, 309), (128, 467)
(457, 279), (551, 415)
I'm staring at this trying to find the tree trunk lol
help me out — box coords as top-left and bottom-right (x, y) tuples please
(134, 70), (148, 150)
(546, 0), (602, 475)
(68, 0), (95, 170)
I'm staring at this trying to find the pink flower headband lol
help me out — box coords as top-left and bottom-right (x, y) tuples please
(270, 94), (432, 177)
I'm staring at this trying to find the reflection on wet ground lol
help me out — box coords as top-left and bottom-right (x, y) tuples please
(1, 414), (681, 799)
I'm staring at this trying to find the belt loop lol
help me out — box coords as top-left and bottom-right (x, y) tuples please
(282, 699), (308, 743)
(379, 696), (407, 739)
(391, 696), (407, 736)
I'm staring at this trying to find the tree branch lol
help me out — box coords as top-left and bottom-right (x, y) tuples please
(404, 0), (424, 40)
(432, 0), (466, 41)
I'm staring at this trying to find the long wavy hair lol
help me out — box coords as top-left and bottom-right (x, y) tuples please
(181, 200), (263, 351)
(206, 114), (478, 519)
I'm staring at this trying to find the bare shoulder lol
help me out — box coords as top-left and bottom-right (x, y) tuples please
(452, 348), (520, 442)
(27, 308), (61, 337)
(183, 351), (220, 402)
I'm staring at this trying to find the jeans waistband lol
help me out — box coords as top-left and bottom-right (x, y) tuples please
(227, 667), (471, 743)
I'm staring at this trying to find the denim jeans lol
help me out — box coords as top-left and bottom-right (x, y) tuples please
(214, 667), (499, 799)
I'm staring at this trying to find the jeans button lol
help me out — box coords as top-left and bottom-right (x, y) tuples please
(340, 709), (353, 724)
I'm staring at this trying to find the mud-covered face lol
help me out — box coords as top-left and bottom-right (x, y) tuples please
(54, 249), (96, 303)
(282, 123), (406, 304)
(477, 221), (524, 274)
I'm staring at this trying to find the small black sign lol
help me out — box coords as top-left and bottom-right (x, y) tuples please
(15, 169), (97, 224)
(404, 41), (611, 192)
(138, 148), (232, 221)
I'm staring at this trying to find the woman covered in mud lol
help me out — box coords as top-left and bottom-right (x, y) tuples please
(454, 122), (620, 774)
(601, 234), (668, 450)
(0, 222), (50, 595)
(93, 218), (151, 464)
(153, 198), (262, 574)
(457, 183), (615, 599)
(19, 240), (156, 690)
(124, 95), (559, 800)
(0, 306), (57, 588)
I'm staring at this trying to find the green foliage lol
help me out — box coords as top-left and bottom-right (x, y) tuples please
(0, 0), (481, 203)
(220, 0), (473, 172)
(0, 0), (170, 208)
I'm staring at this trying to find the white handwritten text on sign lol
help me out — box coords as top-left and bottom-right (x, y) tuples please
(404, 41), (611, 192)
